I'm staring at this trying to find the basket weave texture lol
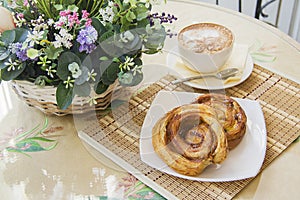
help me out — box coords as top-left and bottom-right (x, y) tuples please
(11, 80), (117, 116)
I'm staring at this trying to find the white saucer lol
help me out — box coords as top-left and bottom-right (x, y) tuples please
(166, 46), (253, 90)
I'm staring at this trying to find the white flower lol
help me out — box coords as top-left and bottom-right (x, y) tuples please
(53, 28), (73, 49)
(131, 65), (142, 76)
(47, 19), (54, 26)
(45, 65), (57, 78)
(87, 96), (97, 106)
(87, 69), (97, 82)
(59, 28), (73, 40)
(63, 76), (75, 89)
(24, 30), (45, 47)
(99, 1), (115, 25)
(4, 58), (19, 71)
(54, 16), (67, 29)
(68, 62), (82, 78)
(120, 56), (135, 71)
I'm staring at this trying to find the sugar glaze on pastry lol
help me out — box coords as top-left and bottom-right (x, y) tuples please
(193, 93), (247, 150)
(152, 104), (228, 176)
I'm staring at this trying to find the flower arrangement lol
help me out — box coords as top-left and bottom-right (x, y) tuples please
(0, 0), (176, 110)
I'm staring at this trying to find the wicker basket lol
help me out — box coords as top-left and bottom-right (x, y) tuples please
(11, 80), (119, 116)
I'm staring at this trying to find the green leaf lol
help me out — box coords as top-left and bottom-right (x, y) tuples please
(64, 0), (75, 4)
(0, 46), (6, 52)
(92, 17), (106, 35)
(143, 48), (159, 54)
(119, 71), (143, 87)
(0, 49), (10, 61)
(126, 11), (136, 22)
(99, 56), (109, 61)
(56, 82), (75, 110)
(44, 45), (64, 60)
(54, 4), (63, 10)
(0, 61), (7, 69)
(1, 63), (26, 80)
(1, 29), (15, 45)
(106, 63), (120, 80)
(120, 17), (130, 32)
(137, 12), (148, 21)
(95, 81), (108, 94)
(102, 62), (119, 85)
(134, 57), (142, 66)
(135, 5), (149, 21)
(27, 48), (39, 59)
(137, 19), (150, 29)
(67, 5), (78, 12)
(74, 81), (91, 97)
(14, 28), (30, 42)
(99, 30), (114, 43)
(57, 52), (81, 80)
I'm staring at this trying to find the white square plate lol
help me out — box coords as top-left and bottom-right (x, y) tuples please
(139, 91), (267, 182)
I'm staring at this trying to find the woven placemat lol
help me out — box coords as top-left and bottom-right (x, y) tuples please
(79, 65), (300, 200)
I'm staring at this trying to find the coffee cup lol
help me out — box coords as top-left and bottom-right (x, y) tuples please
(177, 23), (234, 73)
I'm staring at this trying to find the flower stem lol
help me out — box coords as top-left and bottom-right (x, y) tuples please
(36, 0), (53, 19)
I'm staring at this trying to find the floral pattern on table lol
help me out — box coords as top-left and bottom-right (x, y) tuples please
(249, 40), (277, 63)
(117, 174), (165, 200)
(0, 118), (58, 159)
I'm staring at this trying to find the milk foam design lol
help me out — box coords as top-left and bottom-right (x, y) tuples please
(177, 23), (234, 73)
(179, 24), (233, 54)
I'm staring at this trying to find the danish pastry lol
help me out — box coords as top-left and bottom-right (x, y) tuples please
(193, 93), (247, 149)
(152, 104), (228, 176)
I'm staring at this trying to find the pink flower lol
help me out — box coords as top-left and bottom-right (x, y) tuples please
(85, 18), (92, 26)
(55, 21), (64, 27)
(23, 0), (29, 6)
(68, 12), (80, 27)
(82, 10), (89, 19)
(0, 6), (15, 33)
(17, 13), (24, 19)
(59, 10), (71, 17)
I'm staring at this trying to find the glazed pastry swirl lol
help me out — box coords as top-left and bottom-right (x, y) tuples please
(193, 93), (247, 149)
(152, 104), (228, 176)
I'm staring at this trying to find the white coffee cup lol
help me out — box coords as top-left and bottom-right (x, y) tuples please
(178, 23), (234, 73)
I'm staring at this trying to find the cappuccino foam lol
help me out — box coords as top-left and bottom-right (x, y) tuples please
(179, 24), (233, 54)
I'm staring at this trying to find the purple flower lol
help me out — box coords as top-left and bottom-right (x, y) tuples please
(78, 43), (96, 53)
(14, 43), (29, 61)
(76, 26), (98, 53)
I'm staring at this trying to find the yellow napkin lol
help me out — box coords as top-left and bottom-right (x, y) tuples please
(222, 44), (249, 84)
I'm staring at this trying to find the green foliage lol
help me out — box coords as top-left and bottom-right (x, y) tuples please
(0, 62), (26, 80)
(57, 52), (81, 80)
(0, 0), (172, 110)
(95, 81), (109, 94)
(56, 82), (75, 110)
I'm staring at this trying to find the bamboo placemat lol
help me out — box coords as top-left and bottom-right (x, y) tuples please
(79, 65), (300, 200)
